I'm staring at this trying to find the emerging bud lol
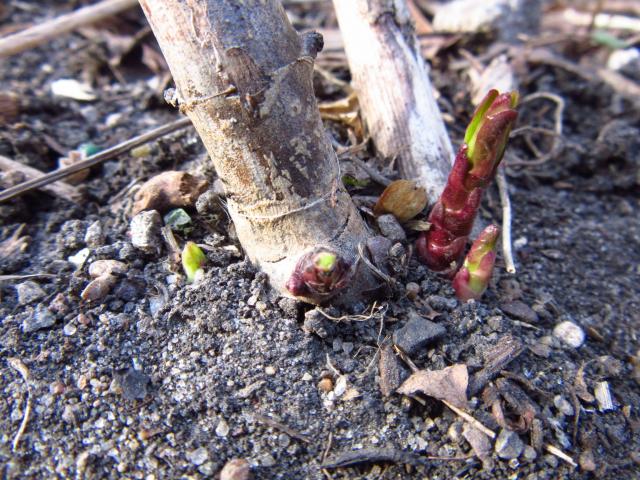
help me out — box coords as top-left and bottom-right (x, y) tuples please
(182, 241), (206, 283)
(452, 225), (499, 301)
(286, 248), (350, 298)
(464, 90), (518, 190)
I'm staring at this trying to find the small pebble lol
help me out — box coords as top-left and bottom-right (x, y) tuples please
(523, 445), (538, 462)
(88, 259), (127, 278)
(186, 447), (209, 466)
(553, 395), (574, 416)
(220, 458), (250, 480)
(68, 248), (90, 269)
(318, 377), (333, 393)
(130, 210), (162, 254)
(500, 300), (539, 323)
(84, 220), (105, 247)
(23, 305), (56, 333)
(405, 282), (420, 300)
(216, 418), (230, 438)
(495, 429), (524, 460)
(15, 281), (46, 305)
(393, 311), (446, 356)
(553, 320), (585, 348)
(63, 323), (77, 336)
(264, 366), (276, 376)
(579, 450), (596, 471)
(376, 214), (406, 243)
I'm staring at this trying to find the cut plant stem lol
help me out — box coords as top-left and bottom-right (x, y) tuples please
(417, 89), (518, 275)
(140, 0), (375, 304)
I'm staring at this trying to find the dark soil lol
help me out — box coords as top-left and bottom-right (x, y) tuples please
(1, 2), (639, 479)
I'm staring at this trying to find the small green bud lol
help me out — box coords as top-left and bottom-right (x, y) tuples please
(182, 241), (206, 283)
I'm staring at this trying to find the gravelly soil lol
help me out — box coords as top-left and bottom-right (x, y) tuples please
(1, 2), (639, 480)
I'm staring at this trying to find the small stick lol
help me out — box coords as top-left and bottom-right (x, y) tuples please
(0, 274), (56, 283)
(441, 400), (497, 440)
(7, 357), (32, 451)
(0, 117), (192, 203)
(544, 443), (577, 467)
(253, 413), (311, 444)
(0, 155), (82, 202)
(0, 0), (138, 58)
(495, 166), (516, 274)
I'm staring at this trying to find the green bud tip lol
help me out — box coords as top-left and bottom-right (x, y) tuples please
(464, 89), (519, 163)
(313, 251), (337, 272)
(182, 241), (206, 283)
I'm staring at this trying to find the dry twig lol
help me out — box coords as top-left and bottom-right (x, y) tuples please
(0, 117), (192, 203)
(0, 155), (82, 202)
(495, 167), (516, 274)
(0, 0), (138, 58)
(7, 357), (31, 452)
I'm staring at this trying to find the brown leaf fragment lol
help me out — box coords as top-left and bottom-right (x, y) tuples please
(378, 343), (408, 397)
(468, 335), (524, 396)
(132, 171), (209, 215)
(397, 364), (468, 409)
(374, 180), (428, 222)
(574, 363), (595, 403)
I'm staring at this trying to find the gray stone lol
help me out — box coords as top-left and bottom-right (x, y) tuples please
(393, 311), (446, 356)
(130, 210), (162, 254)
(23, 305), (56, 333)
(117, 368), (150, 401)
(553, 320), (585, 348)
(15, 281), (46, 305)
(553, 395), (574, 416)
(523, 445), (538, 462)
(463, 424), (492, 460)
(500, 300), (539, 323)
(495, 429), (524, 459)
(376, 214), (406, 243)
(84, 220), (105, 247)
(186, 447), (209, 466)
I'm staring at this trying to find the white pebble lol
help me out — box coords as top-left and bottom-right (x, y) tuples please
(553, 320), (585, 348)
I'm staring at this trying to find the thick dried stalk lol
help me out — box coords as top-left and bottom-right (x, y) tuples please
(332, 0), (454, 204)
(139, 0), (375, 303)
(0, 0), (138, 58)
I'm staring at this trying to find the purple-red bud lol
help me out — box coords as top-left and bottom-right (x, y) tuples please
(286, 248), (350, 298)
(464, 90), (518, 190)
(452, 225), (499, 301)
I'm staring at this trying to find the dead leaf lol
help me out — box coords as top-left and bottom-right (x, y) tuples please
(318, 91), (363, 139)
(374, 180), (428, 222)
(397, 364), (468, 409)
(132, 171), (209, 215)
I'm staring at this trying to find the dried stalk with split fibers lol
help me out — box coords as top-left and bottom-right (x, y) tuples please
(332, 0), (454, 204)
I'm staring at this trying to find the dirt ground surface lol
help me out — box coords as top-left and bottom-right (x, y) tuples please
(1, 1), (639, 479)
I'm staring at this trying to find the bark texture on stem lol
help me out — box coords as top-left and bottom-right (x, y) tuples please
(332, 0), (454, 204)
(139, 0), (375, 304)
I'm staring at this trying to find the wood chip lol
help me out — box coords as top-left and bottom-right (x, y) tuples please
(468, 335), (524, 396)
